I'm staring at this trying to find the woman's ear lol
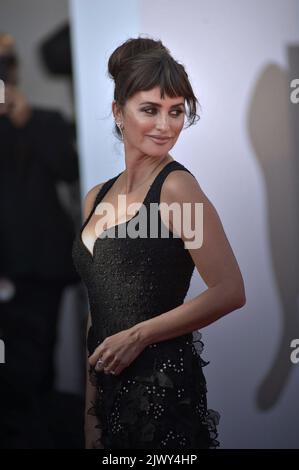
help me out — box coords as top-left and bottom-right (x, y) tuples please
(112, 100), (123, 123)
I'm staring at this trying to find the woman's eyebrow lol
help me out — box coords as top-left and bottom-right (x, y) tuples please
(139, 101), (185, 107)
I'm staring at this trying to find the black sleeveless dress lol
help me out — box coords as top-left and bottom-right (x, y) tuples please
(72, 160), (220, 449)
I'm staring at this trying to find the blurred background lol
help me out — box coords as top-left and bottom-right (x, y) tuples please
(0, 0), (298, 448)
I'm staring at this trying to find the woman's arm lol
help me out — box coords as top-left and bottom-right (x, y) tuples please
(88, 170), (246, 376)
(132, 169), (246, 347)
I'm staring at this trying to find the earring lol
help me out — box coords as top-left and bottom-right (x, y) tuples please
(115, 120), (124, 140)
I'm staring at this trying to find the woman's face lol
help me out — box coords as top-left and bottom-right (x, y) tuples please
(113, 86), (186, 156)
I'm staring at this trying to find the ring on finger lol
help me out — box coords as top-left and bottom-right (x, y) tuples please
(96, 358), (104, 368)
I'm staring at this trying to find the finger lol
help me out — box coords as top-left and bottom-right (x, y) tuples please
(95, 357), (106, 372)
(88, 355), (97, 366)
(108, 368), (119, 376)
(94, 352), (114, 372)
(101, 355), (116, 373)
(104, 366), (119, 375)
(104, 357), (121, 375)
(110, 363), (123, 376)
(95, 363), (105, 373)
(89, 347), (103, 366)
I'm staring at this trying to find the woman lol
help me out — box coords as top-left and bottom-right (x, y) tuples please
(72, 36), (246, 449)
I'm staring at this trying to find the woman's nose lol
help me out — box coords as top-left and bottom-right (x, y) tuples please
(155, 114), (170, 131)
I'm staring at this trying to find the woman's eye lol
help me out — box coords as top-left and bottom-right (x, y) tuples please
(142, 108), (183, 117)
(142, 108), (159, 115)
(172, 110), (184, 117)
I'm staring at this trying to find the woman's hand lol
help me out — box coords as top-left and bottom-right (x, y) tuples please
(88, 327), (146, 376)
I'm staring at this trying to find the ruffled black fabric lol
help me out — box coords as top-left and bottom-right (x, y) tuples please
(87, 331), (220, 449)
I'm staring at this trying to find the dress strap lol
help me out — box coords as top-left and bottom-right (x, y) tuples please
(93, 172), (122, 209)
(147, 160), (195, 206)
(81, 172), (122, 233)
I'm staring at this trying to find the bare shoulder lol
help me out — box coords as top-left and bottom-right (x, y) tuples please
(83, 182), (106, 220)
(160, 168), (211, 205)
(160, 167), (222, 246)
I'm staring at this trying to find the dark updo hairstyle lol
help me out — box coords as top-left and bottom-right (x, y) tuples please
(108, 35), (200, 141)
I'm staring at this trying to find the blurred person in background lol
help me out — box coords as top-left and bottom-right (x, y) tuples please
(0, 32), (80, 448)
